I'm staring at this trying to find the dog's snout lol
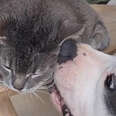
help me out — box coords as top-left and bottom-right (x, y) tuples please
(58, 39), (77, 64)
(53, 43), (116, 116)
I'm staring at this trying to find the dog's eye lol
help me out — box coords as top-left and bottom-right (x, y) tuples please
(105, 73), (116, 91)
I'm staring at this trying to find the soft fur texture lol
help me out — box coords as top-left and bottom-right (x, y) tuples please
(0, 0), (110, 92)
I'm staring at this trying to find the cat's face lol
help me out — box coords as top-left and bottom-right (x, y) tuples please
(0, 18), (58, 93)
(0, 44), (56, 93)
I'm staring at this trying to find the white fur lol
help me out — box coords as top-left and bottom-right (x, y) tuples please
(54, 44), (116, 116)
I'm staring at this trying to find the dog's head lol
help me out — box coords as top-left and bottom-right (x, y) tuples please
(51, 39), (116, 116)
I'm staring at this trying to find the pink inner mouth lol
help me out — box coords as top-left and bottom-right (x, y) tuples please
(50, 85), (73, 116)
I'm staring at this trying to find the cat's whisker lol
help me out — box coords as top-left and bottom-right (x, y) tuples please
(32, 92), (45, 104)
(32, 92), (38, 97)
(42, 78), (54, 84)
(38, 86), (48, 91)
(36, 89), (49, 95)
(29, 93), (34, 100)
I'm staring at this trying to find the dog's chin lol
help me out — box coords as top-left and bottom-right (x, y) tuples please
(50, 84), (73, 116)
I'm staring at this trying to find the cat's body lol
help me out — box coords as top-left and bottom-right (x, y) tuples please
(0, 0), (110, 92)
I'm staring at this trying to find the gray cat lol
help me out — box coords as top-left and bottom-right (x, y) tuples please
(0, 0), (110, 93)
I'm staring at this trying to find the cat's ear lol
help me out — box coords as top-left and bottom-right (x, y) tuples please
(90, 22), (110, 51)
(0, 36), (7, 46)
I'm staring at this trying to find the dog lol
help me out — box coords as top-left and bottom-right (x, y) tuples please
(0, 0), (110, 93)
(51, 39), (116, 116)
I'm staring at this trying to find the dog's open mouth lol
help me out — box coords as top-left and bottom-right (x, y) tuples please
(49, 84), (73, 116)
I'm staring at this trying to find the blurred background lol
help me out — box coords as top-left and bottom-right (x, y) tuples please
(87, 0), (110, 4)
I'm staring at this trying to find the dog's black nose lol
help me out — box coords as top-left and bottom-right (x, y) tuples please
(58, 39), (77, 64)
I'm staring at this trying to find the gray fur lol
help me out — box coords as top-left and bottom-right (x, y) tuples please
(0, 0), (110, 92)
